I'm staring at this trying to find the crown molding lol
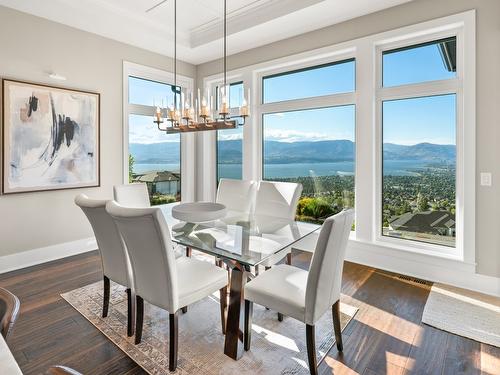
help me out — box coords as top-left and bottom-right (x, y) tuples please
(190, 0), (326, 48)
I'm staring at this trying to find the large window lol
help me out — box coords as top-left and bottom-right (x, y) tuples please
(127, 76), (181, 205)
(261, 59), (356, 224)
(263, 59), (355, 103)
(381, 37), (457, 247)
(217, 82), (244, 182)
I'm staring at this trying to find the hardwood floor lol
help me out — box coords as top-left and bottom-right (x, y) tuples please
(0, 250), (498, 374)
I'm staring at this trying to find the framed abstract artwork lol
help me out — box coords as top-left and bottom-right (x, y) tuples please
(2, 79), (100, 194)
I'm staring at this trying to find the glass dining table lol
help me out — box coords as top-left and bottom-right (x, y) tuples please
(159, 205), (320, 360)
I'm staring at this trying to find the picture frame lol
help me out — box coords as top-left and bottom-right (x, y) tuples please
(2, 79), (100, 194)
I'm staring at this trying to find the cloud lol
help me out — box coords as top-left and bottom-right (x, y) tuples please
(263, 129), (349, 143)
(129, 128), (179, 144)
(217, 133), (243, 141)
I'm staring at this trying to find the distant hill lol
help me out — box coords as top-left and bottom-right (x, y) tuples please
(130, 140), (456, 164)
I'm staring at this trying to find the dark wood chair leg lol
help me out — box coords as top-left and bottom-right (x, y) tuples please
(181, 306), (188, 314)
(306, 324), (318, 375)
(286, 252), (292, 265)
(278, 312), (284, 321)
(265, 266), (271, 271)
(135, 296), (144, 345)
(126, 288), (134, 337)
(186, 246), (192, 257)
(169, 312), (179, 372)
(220, 286), (227, 334)
(244, 300), (253, 351)
(102, 276), (110, 318)
(332, 300), (343, 351)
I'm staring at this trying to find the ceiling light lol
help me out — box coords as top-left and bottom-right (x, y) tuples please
(154, 0), (250, 134)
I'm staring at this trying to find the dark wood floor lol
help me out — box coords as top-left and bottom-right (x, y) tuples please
(0, 250), (498, 375)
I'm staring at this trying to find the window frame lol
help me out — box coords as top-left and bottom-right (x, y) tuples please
(374, 25), (470, 259)
(199, 10), (475, 264)
(215, 81), (245, 185)
(122, 61), (195, 202)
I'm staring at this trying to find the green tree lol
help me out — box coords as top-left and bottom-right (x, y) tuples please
(416, 192), (428, 212)
(128, 154), (135, 183)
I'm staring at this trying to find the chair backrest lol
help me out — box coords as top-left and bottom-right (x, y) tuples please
(0, 287), (20, 340)
(75, 194), (130, 287)
(216, 179), (256, 213)
(254, 181), (302, 219)
(305, 209), (354, 325)
(113, 183), (150, 207)
(106, 201), (179, 312)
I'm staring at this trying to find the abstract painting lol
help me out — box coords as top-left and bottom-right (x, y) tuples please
(2, 79), (100, 194)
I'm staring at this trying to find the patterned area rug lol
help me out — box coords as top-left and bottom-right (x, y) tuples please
(62, 282), (357, 374)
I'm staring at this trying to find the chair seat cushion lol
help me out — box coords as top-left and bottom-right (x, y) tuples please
(177, 257), (228, 309)
(245, 264), (307, 323)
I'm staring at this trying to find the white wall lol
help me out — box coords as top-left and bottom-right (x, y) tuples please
(0, 6), (196, 258)
(196, 0), (500, 280)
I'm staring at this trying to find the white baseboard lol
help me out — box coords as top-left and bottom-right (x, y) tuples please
(0, 237), (97, 274)
(294, 231), (500, 297)
(346, 239), (500, 297)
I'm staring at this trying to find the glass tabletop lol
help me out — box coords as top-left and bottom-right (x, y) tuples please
(159, 205), (320, 267)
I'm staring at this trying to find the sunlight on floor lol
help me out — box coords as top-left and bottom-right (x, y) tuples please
(252, 323), (300, 352)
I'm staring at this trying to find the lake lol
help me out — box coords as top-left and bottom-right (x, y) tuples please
(133, 160), (449, 178)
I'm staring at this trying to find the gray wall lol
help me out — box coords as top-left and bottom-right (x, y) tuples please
(0, 6), (196, 257)
(197, 0), (500, 278)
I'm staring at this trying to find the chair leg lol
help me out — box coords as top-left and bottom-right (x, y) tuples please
(220, 286), (227, 334)
(181, 306), (188, 314)
(244, 300), (253, 351)
(186, 246), (192, 257)
(169, 312), (179, 372)
(278, 312), (284, 321)
(332, 300), (343, 351)
(135, 296), (144, 345)
(126, 288), (134, 337)
(306, 324), (318, 375)
(102, 275), (110, 318)
(286, 252), (292, 265)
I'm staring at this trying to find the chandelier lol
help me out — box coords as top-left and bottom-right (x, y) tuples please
(154, 0), (250, 134)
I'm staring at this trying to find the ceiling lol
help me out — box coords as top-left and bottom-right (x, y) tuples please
(0, 0), (412, 64)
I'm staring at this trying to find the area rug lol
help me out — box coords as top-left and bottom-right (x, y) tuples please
(422, 283), (500, 347)
(61, 282), (357, 374)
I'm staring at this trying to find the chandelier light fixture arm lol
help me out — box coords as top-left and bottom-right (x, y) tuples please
(153, 0), (250, 134)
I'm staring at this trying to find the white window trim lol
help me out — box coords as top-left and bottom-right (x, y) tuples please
(122, 61), (195, 202)
(200, 73), (249, 201)
(372, 14), (475, 263)
(199, 10), (475, 265)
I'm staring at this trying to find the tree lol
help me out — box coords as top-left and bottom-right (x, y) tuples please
(416, 192), (428, 212)
(128, 154), (135, 183)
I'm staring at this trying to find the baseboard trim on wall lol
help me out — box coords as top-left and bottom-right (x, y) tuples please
(346, 239), (500, 297)
(0, 237), (97, 274)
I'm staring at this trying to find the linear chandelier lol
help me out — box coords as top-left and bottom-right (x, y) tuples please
(154, 0), (250, 134)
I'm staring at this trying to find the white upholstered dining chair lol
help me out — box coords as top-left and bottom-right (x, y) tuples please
(254, 181), (303, 320)
(74, 194), (134, 337)
(105, 201), (228, 372)
(243, 209), (355, 375)
(216, 178), (257, 215)
(254, 180), (302, 267)
(113, 183), (150, 207)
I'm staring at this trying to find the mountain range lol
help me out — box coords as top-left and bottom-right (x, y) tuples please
(130, 140), (456, 164)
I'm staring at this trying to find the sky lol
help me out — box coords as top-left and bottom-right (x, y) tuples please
(129, 38), (456, 146)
